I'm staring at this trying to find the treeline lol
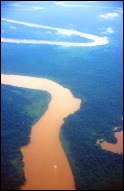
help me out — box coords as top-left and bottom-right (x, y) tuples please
(1, 85), (50, 190)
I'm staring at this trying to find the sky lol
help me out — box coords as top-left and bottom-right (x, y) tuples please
(1, 1), (123, 47)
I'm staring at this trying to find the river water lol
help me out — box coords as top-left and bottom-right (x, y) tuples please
(97, 129), (123, 154)
(1, 74), (81, 190)
(2, 74), (122, 190)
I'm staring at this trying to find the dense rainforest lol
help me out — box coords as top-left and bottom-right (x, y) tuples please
(1, 85), (51, 190)
(60, 104), (123, 190)
(1, 42), (123, 190)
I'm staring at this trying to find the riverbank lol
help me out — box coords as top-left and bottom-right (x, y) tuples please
(1, 74), (81, 190)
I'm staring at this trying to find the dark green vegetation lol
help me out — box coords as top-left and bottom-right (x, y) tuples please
(1, 1), (123, 190)
(1, 40), (123, 190)
(1, 85), (51, 190)
(61, 107), (123, 190)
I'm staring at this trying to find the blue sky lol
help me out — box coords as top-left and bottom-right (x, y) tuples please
(1, 1), (123, 46)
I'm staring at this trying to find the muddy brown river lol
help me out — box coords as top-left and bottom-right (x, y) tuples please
(2, 74), (122, 190)
(97, 129), (123, 154)
(1, 74), (81, 190)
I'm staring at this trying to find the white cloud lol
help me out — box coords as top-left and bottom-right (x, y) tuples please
(103, 36), (109, 40)
(31, 7), (44, 10)
(1, 18), (109, 47)
(101, 27), (114, 34)
(1, 37), (109, 47)
(1, 18), (52, 30)
(8, 3), (23, 7)
(56, 29), (74, 36)
(114, 9), (123, 14)
(55, 2), (97, 7)
(8, 2), (44, 10)
(99, 12), (119, 19)
(55, 2), (121, 9)
(106, 27), (114, 33)
(9, 26), (17, 29)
